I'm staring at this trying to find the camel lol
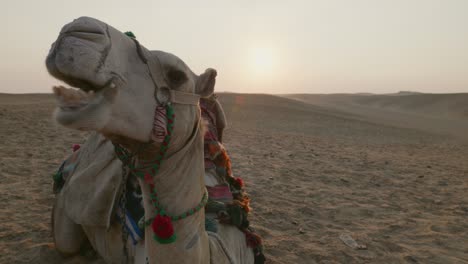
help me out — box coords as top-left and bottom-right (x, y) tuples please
(46, 16), (256, 263)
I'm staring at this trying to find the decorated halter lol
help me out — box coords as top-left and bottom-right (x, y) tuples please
(113, 31), (207, 244)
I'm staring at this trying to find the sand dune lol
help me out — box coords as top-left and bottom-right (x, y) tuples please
(1, 93), (467, 263)
(285, 93), (468, 120)
(283, 93), (468, 141)
(356, 93), (468, 119)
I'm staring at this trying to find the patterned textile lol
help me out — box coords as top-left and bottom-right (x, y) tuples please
(201, 97), (265, 263)
(116, 208), (144, 245)
(151, 106), (167, 143)
(207, 185), (233, 203)
(200, 99), (221, 170)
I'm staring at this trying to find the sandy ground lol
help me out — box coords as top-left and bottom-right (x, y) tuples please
(0, 93), (467, 263)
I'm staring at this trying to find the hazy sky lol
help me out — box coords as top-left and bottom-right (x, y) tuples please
(2, 0), (468, 94)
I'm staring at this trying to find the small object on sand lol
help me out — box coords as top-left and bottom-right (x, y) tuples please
(404, 255), (418, 263)
(339, 233), (367, 250)
(340, 178), (349, 183)
(299, 228), (306, 234)
(269, 177), (274, 180)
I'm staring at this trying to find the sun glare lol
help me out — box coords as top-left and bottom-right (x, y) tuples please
(249, 47), (275, 77)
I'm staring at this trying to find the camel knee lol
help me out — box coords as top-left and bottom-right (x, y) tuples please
(53, 228), (86, 256)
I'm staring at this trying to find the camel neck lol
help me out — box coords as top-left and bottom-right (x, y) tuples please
(137, 119), (210, 263)
(137, 119), (204, 215)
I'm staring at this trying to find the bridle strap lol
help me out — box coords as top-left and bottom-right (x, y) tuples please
(169, 89), (200, 105)
(131, 38), (200, 106)
(116, 33), (205, 245)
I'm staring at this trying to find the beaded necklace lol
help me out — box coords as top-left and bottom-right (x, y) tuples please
(114, 104), (207, 244)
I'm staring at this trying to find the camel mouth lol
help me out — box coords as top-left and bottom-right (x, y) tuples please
(51, 82), (116, 130)
(52, 81), (116, 111)
(53, 86), (100, 112)
(55, 74), (111, 93)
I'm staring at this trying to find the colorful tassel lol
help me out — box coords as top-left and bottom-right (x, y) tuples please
(124, 31), (136, 39)
(151, 214), (176, 244)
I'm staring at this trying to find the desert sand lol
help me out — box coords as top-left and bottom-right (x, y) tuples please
(0, 92), (467, 263)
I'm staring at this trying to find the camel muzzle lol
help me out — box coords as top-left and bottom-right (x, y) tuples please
(60, 16), (107, 37)
(46, 17), (111, 93)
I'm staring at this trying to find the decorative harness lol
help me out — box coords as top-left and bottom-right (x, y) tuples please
(113, 32), (208, 245)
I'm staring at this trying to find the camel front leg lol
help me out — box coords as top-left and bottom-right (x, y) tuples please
(52, 193), (86, 256)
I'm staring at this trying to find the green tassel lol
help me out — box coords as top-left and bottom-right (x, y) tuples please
(52, 172), (62, 182)
(124, 31), (136, 39)
(153, 233), (177, 244)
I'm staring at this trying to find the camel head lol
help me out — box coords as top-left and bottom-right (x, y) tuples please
(46, 16), (216, 143)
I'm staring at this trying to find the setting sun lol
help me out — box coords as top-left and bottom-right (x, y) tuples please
(249, 47), (275, 77)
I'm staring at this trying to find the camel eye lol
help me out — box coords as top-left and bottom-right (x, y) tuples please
(166, 69), (187, 85)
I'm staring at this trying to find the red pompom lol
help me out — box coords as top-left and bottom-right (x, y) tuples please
(151, 214), (174, 239)
(235, 177), (244, 188)
(144, 173), (152, 184)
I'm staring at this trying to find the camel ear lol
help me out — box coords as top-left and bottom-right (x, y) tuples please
(195, 68), (217, 98)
